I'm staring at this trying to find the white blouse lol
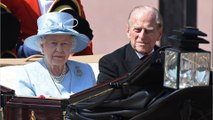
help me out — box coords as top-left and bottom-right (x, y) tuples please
(38, 0), (54, 15)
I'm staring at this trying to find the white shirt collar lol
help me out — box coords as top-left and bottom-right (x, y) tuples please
(135, 49), (154, 59)
(38, 0), (54, 15)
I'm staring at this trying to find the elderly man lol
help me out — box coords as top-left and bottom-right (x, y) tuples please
(97, 6), (164, 84)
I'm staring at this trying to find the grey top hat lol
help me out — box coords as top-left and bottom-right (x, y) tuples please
(24, 12), (90, 53)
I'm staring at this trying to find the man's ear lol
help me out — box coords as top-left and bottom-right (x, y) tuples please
(157, 26), (163, 41)
(159, 27), (163, 36)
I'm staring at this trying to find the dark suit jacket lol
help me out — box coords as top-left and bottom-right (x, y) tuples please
(97, 43), (164, 85)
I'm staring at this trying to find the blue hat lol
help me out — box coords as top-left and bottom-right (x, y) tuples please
(24, 12), (89, 53)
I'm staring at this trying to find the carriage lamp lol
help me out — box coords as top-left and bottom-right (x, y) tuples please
(163, 27), (211, 89)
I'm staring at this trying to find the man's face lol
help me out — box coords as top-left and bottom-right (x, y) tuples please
(127, 11), (162, 55)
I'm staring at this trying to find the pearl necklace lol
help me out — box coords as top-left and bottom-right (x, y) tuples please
(43, 59), (68, 83)
(49, 66), (67, 83)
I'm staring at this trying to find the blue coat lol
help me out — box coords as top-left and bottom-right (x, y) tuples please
(14, 59), (96, 98)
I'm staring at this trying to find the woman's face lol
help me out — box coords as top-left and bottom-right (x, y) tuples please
(41, 34), (74, 66)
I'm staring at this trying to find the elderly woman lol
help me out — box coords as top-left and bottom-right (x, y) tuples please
(13, 12), (96, 98)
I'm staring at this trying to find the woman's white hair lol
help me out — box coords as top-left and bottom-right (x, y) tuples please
(39, 35), (76, 53)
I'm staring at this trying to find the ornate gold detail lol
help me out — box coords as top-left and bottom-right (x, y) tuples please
(30, 110), (36, 120)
